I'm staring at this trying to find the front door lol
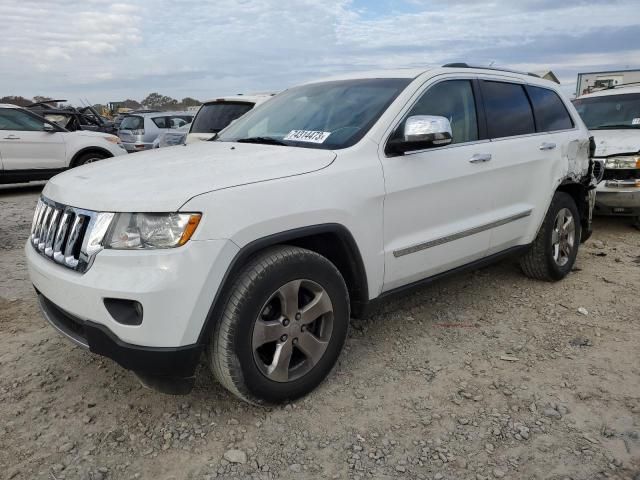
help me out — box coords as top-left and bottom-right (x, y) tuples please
(0, 108), (66, 171)
(380, 78), (495, 291)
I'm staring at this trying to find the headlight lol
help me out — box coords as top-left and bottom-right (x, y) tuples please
(104, 213), (201, 249)
(604, 156), (640, 169)
(103, 135), (122, 145)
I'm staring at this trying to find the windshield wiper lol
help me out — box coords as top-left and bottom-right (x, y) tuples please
(235, 136), (288, 146)
(591, 124), (640, 129)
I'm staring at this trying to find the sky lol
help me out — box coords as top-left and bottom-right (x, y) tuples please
(0, 0), (639, 104)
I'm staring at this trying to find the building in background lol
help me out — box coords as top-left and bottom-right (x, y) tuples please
(533, 70), (560, 84)
(576, 68), (640, 97)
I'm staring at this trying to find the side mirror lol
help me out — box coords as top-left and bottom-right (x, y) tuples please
(388, 115), (453, 154)
(43, 123), (57, 133)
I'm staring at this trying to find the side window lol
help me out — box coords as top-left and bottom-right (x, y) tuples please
(152, 117), (168, 128)
(481, 81), (535, 138)
(526, 86), (574, 132)
(0, 108), (45, 131)
(398, 80), (478, 144)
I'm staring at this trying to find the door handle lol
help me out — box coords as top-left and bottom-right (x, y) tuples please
(3, 135), (20, 140)
(539, 142), (556, 151)
(469, 153), (492, 163)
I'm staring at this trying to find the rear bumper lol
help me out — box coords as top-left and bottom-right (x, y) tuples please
(37, 292), (202, 377)
(594, 184), (640, 216)
(122, 141), (152, 152)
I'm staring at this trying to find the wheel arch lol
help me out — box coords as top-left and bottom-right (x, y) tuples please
(69, 147), (114, 167)
(197, 223), (369, 345)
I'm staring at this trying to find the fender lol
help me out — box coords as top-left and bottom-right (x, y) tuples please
(196, 223), (369, 345)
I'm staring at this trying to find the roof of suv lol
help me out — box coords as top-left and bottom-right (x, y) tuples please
(201, 94), (275, 105)
(133, 111), (193, 118)
(578, 85), (640, 99)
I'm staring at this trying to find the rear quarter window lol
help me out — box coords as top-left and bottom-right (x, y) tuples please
(481, 81), (536, 138)
(152, 117), (168, 128)
(526, 86), (574, 132)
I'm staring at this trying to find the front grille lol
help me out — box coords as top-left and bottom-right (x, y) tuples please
(30, 197), (113, 273)
(603, 168), (640, 182)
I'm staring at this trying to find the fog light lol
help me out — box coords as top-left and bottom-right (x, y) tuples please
(104, 298), (143, 326)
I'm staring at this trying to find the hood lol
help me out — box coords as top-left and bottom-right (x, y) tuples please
(590, 129), (640, 157)
(43, 141), (336, 212)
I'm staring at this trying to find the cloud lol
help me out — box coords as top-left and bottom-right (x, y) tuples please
(0, 0), (637, 102)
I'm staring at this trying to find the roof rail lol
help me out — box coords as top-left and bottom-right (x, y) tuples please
(442, 63), (541, 79)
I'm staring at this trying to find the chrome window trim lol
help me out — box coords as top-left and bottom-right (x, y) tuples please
(393, 209), (533, 258)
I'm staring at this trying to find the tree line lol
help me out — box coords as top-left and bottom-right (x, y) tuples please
(0, 94), (202, 111)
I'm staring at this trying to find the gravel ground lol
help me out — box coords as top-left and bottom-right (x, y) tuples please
(1, 183), (639, 480)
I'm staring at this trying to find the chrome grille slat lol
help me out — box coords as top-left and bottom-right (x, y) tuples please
(29, 196), (106, 273)
(44, 208), (61, 256)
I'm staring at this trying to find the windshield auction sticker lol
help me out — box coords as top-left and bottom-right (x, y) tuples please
(632, 118), (640, 125)
(284, 130), (331, 143)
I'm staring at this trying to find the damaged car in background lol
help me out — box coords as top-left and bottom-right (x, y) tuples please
(27, 100), (117, 135)
(574, 85), (640, 227)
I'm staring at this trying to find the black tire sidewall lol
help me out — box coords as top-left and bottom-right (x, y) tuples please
(76, 153), (106, 166)
(543, 193), (581, 280)
(230, 251), (349, 403)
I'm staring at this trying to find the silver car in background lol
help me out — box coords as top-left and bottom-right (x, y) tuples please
(152, 122), (191, 148)
(119, 112), (193, 152)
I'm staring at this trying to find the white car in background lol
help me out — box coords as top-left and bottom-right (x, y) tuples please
(0, 104), (126, 184)
(573, 86), (640, 226)
(186, 94), (274, 144)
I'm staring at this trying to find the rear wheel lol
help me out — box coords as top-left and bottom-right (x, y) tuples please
(208, 246), (350, 405)
(520, 192), (581, 281)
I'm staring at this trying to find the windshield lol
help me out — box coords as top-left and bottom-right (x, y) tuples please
(217, 78), (412, 150)
(573, 93), (640, 129)
(191, 102), (254, 134)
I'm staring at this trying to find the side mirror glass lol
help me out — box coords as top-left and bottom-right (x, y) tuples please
(388, 115), (453, 154)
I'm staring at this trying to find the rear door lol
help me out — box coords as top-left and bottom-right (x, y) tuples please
(0, 107), (66, 171)
(480, 80), (577, 254)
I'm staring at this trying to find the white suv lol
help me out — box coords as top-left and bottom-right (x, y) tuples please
(0, 104), (126, 184)
(26, 65), (595, 404)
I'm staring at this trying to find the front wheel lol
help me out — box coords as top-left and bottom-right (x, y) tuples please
(208, 246), (350, 405)
(74, 152), (107, 166)
(520, 192), (581, 281)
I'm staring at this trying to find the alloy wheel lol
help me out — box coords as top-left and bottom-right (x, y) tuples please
(551, 207), (576, 267)
(252, 279), (334, 383)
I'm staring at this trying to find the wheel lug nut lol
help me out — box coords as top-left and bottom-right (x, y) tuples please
(293, 338), (298, 345)
(300, 325), (306, 332)
(295, 313), (301, 321)
(280, 334), (288, 342)
(282, 319), (290, 326)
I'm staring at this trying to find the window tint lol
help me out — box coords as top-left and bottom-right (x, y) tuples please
(120, 115), (143, 130)
(152, 117), (168, 128)
(0, 108), (45, 131)
(400, 80), (478, 144)
(482, 81), (535, 138)
(527, 86), (573, 132)
(191, 102), (254, 134)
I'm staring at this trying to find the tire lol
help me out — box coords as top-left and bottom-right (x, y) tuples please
(74, 152), (107, 167)
(520, 192), (581, 281)
(208, 246), (350, 405)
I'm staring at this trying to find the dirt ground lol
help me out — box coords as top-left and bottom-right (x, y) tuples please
(1, 183), (639, 480)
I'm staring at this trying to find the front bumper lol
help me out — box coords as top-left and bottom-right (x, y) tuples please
(594, 183), (640, 216)
(27, 237), (239, 392)
(37, 293), (201, 381)
(26, 238), (239, 347)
